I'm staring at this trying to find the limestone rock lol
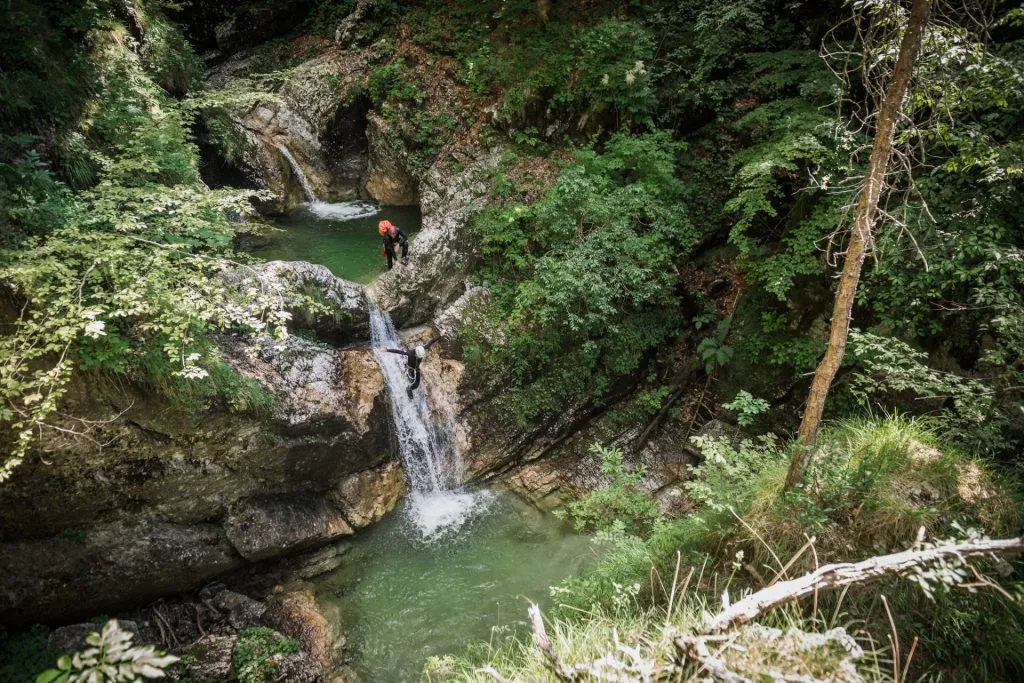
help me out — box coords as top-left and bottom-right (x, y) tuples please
(0, 521), (244, 625)
(49, 621), (139, 655)
(224, 496), (354, 562)
(186, 634), (237, 680)
(263, 586), (343, 675)
(330, 461), (406, 527)
(285, 541), (352, 580)
(213, 590), (267, 630)
(372, 148), (501, 327)
(209, 49), (377, 212)
(364, 113), (419, 205)
(224, 260), (369, 343)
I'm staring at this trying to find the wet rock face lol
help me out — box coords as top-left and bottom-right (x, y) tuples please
(264, 585), (345, 675)
(330, 460), (407, 528)
(0, 265), (408, 626)
(364, 113), (419, 205)
(0, 521), (245, 624)
(372, 148), (501, 327)
(206, 48), (379, 214)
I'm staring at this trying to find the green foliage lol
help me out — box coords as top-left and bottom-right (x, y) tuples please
(684, 434), (785, 513)
(722, 390), (769, 427)
(232, 628), (299, 683)
(562, 443), (660, 535)
(0, 626), (56, 683)
(696, 315), (735, 374)
(35, 619), (177, 682)
(468, 131), (696, 422)
(368, 63), (424, 107)
(0, 2), (296, 479)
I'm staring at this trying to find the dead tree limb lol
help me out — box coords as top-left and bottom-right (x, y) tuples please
(675, 635), (751, 683)
(703, 535), (1024, 633)
(528, 603), (579, 682)
(476, 665), (513, 683)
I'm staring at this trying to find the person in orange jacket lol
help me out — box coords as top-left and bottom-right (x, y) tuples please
(378, 220), (409, 270)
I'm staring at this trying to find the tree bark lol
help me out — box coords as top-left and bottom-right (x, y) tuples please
(786, 0), (934, 490)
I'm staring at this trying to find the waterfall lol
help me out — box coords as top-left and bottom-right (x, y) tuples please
(276, 144), (318, 203)
(367, 301), (485, 537)
(276, 143), (382, 221)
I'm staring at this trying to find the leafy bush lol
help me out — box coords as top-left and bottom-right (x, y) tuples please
(0, 2), (295, 479)
(0, 626), (56, 683)
(468, 131), (697, 423)
(562, 443), (660, 535)
(35, 619), (177, 682)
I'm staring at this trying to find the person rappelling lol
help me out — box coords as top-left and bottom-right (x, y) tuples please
(381, 336), (442, 398)
(378, 219), (409, 270)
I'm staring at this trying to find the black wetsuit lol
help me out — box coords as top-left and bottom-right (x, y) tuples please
(385, 336), (441, 395)
(382, 227), (409, 270)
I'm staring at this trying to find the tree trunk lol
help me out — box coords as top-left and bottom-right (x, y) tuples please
(786, 0), (933, 490)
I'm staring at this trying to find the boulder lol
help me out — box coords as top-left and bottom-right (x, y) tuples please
(224, 496), (354, 562)
(263, 585), (344, 675)
(329, 460), (406, 527)
(49, 621), (139, 655)
(213, 590), (267, 631)
(186, 634), (237, 680)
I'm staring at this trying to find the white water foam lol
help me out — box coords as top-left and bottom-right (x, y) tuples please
(405, 490), (493, 539)
(368, 302), (488, 538)
(307, 200), (380, 221)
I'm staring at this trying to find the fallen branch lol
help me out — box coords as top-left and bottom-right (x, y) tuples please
(703, 535), (1024, 633)
(476, 665), (512, 683)
(675, 634), (750, 683)
(528, 603), (578, 682)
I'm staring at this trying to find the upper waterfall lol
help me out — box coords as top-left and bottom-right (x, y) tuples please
(276, 143), (318, 203)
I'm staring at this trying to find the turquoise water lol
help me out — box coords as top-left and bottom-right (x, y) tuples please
(313, 490), (596, 682)
(251, 202), (421, 284)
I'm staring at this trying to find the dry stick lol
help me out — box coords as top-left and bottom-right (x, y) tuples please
(902, 636), (919, 683)
(528, 603), (578, 682)
(701, 536), (1024, 633)
(675, 635), (751, 683)
(476, 666), (512, 683)
(881, 595), (900, 683)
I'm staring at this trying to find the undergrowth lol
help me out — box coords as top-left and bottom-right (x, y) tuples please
(452, 416), (1023, 681)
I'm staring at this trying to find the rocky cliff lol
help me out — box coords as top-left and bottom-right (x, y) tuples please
(0, 263), (405, 626)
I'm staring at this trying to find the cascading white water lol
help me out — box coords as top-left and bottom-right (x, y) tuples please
(276, 143), (381, 221)
(276, 144), (318, 202)
(368, 301), (486, 537)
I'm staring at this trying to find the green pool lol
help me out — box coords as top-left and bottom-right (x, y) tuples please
(314, 490), (596, 682)
(251, 201), (421, 284)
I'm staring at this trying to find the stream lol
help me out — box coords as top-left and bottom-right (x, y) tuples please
(250, 202), (421, 284)
(254, 151), (593, 681)
(314, 491), (595, 682)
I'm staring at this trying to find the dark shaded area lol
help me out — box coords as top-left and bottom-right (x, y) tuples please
(322, 93), (372, 186)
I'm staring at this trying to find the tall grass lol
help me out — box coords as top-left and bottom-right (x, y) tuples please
(452, 416), (1023, 681)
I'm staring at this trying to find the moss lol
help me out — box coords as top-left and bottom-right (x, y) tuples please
(232, 627), (300, 683)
